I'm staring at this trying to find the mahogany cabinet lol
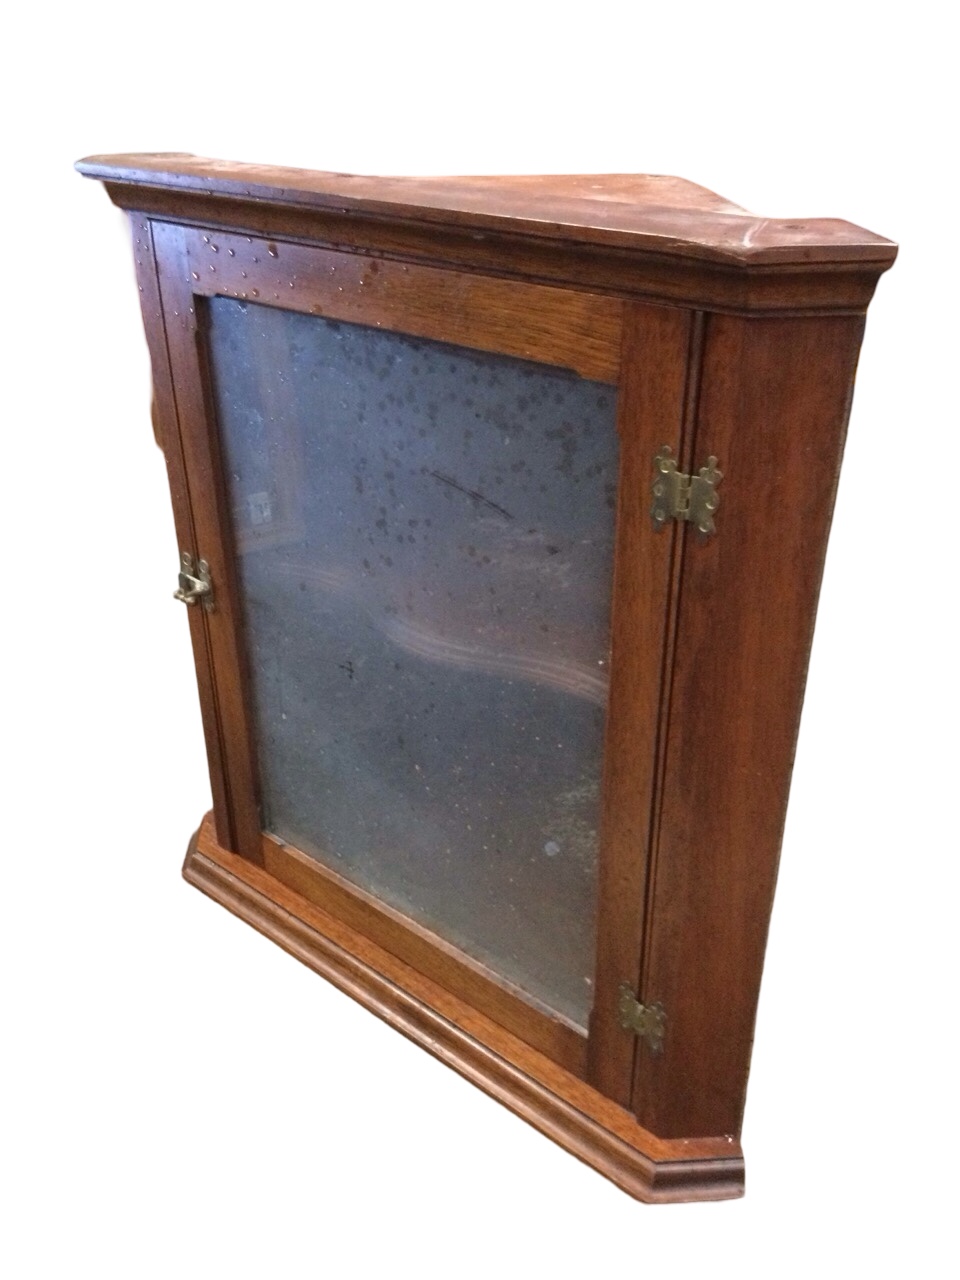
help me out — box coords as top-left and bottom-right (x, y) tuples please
(77, 154), (896, 1201)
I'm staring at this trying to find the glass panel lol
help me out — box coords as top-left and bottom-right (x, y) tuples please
(206, 296), (619, 1027)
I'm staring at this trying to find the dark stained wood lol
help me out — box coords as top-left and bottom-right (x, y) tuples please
(587, 303), (698, 1103)
(263, 834), (587, 1076)
(183, 228), (621, 382)
(186, 813), (744, 1202)
(130, 216), (233, 849)
(153, 223), (629, 870)
(78, 155), (896, 1199)
(77, 155), (894, 267)
(632, 312), (867, 1138)
(148, 221), (628, 1074)
(152, 221), (264, 863)
(118, 190), (894, 317)
(76, 156), (897, 317)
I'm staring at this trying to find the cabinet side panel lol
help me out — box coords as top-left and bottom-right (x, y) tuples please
(633, 312), (866, 1138)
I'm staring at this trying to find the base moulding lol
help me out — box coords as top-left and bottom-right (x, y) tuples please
(184, 812), (745, 1203)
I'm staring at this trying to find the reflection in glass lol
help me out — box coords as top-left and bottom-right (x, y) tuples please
(206, 297), (619, 1026)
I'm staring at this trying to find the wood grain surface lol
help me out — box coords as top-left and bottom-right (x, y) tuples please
(263, 833), (588, 1077)
(78, 155), (897, 315)
(78, 156), (895, 1195)
(632, 312), (868, 1138)
(186, 813), (744, 1203)
(77, 154), (895, 267)
(587, 303), (698, 1103)
(182, 227), (621, 382)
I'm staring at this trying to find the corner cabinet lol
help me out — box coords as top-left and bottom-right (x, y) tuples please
(77, 154), (896, 1202)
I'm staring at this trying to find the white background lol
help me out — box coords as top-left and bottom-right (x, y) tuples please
(3, 3), (956, 1275)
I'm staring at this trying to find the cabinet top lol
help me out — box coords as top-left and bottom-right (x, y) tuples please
(76, 153), (896, 271)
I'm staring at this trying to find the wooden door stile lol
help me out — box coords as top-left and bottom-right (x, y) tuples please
(153, 220), (263, 863)
(587, 302), (703, 1103)
(130, 215), (235, 848)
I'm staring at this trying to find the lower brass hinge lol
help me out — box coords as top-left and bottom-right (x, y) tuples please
(651, 446), (723, 535)
(618, 984), (666, 1054)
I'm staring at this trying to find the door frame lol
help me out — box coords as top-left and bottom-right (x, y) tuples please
(144, 217), (691, 1095)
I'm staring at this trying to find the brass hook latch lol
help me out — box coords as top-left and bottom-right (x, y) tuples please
(174, 552), (214, 609)
(651, 446), (723, 536)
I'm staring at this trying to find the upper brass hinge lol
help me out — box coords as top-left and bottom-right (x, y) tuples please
(651, 446), (723, 536)
(174, 551), (214, 610)
(618, 984), (666, 1054)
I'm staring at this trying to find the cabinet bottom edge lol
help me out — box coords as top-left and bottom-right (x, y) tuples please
(182, 812), (744, 1204)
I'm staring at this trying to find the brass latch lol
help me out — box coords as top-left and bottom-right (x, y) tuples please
(618, 984), (666, 1054)
(651, 446), (723, 536)
(174, 552), (214, 609)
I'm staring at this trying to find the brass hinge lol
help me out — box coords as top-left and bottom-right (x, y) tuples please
(651, 446), (723, 535)
(174, 551), (214, 609)
(618, 984), (666, 1054)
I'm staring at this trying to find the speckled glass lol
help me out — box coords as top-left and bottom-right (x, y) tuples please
(206, 297), (619, 1027)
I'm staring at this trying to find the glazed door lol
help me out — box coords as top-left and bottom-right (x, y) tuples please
(147, 219), (694, 1099)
